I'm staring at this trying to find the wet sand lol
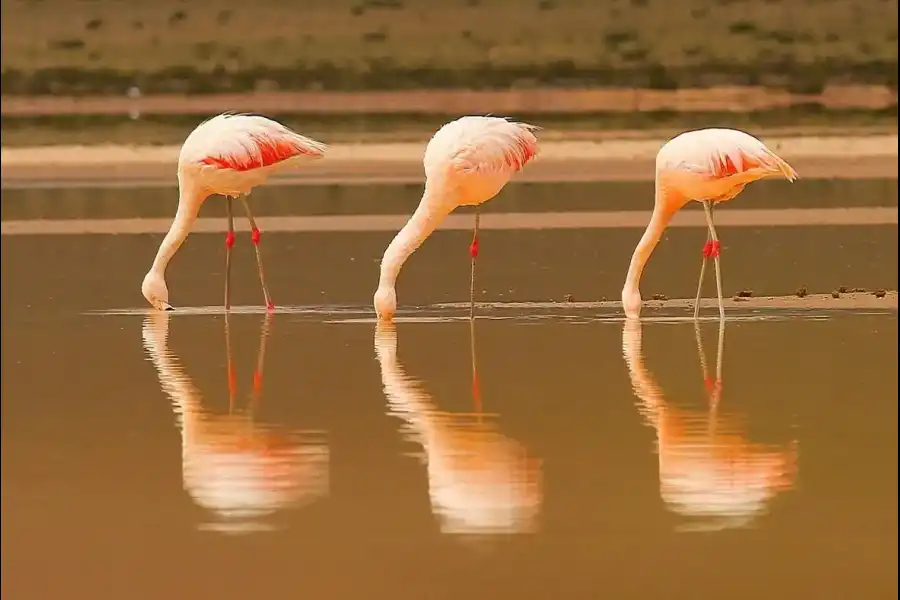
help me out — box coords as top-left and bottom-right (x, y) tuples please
(437, 291), (899, 312)
(2, 134), (897, 187)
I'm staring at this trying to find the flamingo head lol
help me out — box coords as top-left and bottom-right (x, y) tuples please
(142, 270), (173, 312)
(373, 286), (397, 321)
(622, 287), (642, 319)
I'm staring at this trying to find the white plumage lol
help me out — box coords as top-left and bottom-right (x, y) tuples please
(179, 112), (328, 197)
(141, 112), (327, 312)
(425, 115), (540, 178)
(374, 115), (541, 320)
(657, 128), (797, 197)
(623, 127), (799, 320)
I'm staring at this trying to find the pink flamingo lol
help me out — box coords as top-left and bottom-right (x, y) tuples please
(622, 128), (798, 320)
(373, 116), (540, 321)
(141, 113), (327, 312)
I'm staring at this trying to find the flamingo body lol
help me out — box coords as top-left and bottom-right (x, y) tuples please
(141, 112), (327, 311)
(179, 113), (327, 197)
(655, 128), (797, 202)
(374, 116), (540, 319)
(622, 128), (798, 319)
(424, 115), (539, 205)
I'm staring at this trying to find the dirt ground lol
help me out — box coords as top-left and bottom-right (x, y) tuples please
(1, 134), (897, 185)
(440, 291), (899, 312)
(2, 86), (898, 117)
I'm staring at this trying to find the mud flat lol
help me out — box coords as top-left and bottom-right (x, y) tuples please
(436, 291), (899, 312)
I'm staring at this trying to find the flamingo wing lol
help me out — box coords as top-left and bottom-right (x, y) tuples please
(427, 116), (540, 176)
(660, 128), (797, 183)
(180, 113), (327, 172)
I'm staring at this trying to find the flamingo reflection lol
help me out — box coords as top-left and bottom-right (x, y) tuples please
(142, 311), (329, 533)
(622, 318), (797, 532)
(374, 319), (543, 538)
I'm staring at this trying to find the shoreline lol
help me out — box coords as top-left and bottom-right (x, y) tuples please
(82, 292), (899, 317)
(2, 134), (897, 186)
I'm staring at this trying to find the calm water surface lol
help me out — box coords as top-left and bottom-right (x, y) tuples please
(2, 180), (897, 599)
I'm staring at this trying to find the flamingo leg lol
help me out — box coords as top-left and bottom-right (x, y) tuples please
(240, 196), (275, 312)
(225, 196), (236, 311)
(701, 201), (725, 321)
(693, 201), (718, 320)
(469, 209), (481, 320)
(693, 228), (711, 320)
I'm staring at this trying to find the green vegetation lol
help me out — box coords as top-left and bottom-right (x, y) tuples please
(1, 0), (897, 95)
(1, 107), (896, 146)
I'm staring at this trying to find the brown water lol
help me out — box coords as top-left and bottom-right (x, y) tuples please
(2, 180), (898, 599)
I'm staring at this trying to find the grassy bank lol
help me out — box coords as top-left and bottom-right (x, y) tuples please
(1, 0), (897, 95)
(2, 107), (897, 147)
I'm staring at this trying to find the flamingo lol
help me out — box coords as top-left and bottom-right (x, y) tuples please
(141, 113), (327, 312)
(374, 320), (543, 537)
(622, 318), (797, 532)
(622, 128), (798, 320)
(141, 311), (329, 533)
(373, 116), (540, 321)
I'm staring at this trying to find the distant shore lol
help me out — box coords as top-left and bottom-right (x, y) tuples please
(2, 134), (897, 187)
(2, 86), (897, 117)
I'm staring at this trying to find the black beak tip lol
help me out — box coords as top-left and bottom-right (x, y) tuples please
(164, 305), (175, 312)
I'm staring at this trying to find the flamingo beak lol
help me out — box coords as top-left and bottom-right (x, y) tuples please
(162, 302), (174, 311)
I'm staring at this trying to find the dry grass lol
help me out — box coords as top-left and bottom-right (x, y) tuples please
(1, 0), (897, 93)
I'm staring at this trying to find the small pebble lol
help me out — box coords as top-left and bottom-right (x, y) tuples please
(651, 293), (667, 301)
(733, 295), (748, 302)
(563, 294), (575, 303)
(874, 289), (886, 298)
(736, 290), (754, 298)
(851, 287), (867, 293)
(795, 286), (808, 298)
(838, 286), (849, 294)
(831, 290), (841, 298)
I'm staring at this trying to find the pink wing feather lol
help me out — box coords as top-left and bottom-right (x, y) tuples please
(426, 116), (540, 176)
(180, 113), (327, 172)
(659, 128), (797, 182)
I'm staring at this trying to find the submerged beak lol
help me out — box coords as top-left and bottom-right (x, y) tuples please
(161, 302), (174, 311)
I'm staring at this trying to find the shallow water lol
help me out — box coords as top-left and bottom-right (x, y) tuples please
(2, 180), (898, 599)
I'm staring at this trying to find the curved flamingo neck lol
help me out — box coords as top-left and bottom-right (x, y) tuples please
(150, 178), (207, 276)
(378, 187), (453, 291)
(622, 181), (680, 300)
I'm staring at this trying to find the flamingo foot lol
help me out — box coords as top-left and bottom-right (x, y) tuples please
(266, 301), (275, 312)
